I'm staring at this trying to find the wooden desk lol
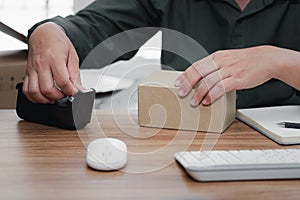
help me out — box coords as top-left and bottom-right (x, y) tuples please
(0, 110), (300, 200)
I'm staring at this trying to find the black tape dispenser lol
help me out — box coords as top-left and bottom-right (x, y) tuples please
(16, 82), (95, 130)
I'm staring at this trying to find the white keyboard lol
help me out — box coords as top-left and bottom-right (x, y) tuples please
(174, 149), (300, 181)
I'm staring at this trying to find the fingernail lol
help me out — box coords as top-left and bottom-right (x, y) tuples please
(190, 98), (198, 107)
(174, 79), (181, 87)
(202, 99), (209, 105)
(178, 89), (185, 97)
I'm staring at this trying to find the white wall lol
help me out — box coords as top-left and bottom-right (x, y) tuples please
(73, 0), (94, 12)
(0, 0), (73, 51)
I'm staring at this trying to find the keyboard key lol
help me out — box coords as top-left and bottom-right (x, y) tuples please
(174, 149), (300, 181)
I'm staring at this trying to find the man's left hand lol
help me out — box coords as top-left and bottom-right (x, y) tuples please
(174, 45), (283, 106)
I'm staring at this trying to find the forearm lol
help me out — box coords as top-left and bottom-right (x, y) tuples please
(273, 47), (300, 91)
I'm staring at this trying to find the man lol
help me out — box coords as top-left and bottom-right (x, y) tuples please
(23, 0), (300, 108)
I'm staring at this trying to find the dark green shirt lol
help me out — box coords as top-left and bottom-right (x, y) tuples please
(29, 0), (300, 108)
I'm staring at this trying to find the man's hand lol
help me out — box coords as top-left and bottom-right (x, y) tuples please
(175, 46), (285, 106)
(23, 22), (82, 104)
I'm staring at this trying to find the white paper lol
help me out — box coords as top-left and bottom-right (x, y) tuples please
(80, 69), (134, 93)
(237, 106), (300, 144)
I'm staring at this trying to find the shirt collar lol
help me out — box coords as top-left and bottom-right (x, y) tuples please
(240, 0), (275, 19)
(220, 0), (275, 12)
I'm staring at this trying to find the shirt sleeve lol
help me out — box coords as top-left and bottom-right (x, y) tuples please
(28, 0), (161, 66)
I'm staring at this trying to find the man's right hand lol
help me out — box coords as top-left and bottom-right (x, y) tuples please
(23, 22), (82, 104)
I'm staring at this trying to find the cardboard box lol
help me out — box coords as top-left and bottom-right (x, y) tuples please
(0, 50), (27, 109)
(0, 21), (27, 109)
(138, 70), (236, 133)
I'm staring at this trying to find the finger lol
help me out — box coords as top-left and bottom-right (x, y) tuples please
(22, 74), (36, 103)
(190, 80), (209, 106)
(175, 55), (218, 86)
(51, 58), (76, 96)
(67, 48), (83, 91)
(176, 55), (219, 97)
(28, 71), (52, 104)
(175, 65), (202, 97)
(202, 77), (236, 105)
(74, 75), (86, 91)
(174, 63), (202, 87)
(38, 66), (65, 101)
(190, 70), (224, 106)
(190, 67), (231, 106)
(192, 55), (219, 78)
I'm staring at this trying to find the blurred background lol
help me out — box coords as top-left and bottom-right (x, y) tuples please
(0, 0), (161, 58)
(0, 0), (161, 110)
(0, 0), (81, 50)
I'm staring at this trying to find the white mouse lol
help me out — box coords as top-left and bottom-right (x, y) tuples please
(86, 138), (127, 171)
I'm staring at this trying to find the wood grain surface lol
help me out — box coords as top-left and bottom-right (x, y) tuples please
(0, 110), (299, 200)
